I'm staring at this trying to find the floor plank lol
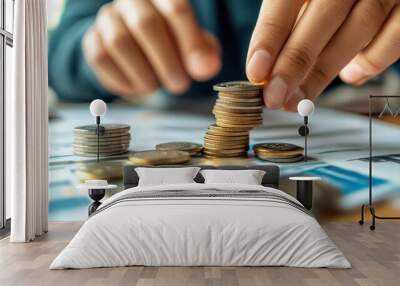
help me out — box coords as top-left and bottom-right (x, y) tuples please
(0, 222), (399, 286)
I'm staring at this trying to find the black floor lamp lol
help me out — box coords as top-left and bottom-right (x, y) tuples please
(297, 99), (315, 162)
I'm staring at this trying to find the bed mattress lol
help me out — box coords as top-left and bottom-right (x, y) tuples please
(50, 183), (350, 269)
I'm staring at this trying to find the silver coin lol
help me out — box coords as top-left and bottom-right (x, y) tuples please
(74, 124), (130, 135)
(213, 81), (264, 92)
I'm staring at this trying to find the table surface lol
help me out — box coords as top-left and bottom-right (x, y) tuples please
(289, 176), (322, 181)
(48, 102), (400, 221)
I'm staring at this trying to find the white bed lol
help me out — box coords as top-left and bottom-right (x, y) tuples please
(50, 182), (350, 269)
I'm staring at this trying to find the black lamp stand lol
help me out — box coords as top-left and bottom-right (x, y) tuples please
(298, 116), (310, 162)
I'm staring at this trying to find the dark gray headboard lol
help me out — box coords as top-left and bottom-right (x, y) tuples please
(123, 165), (280, 189)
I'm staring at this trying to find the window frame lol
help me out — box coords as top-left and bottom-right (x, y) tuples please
(0, 0), (14, 234)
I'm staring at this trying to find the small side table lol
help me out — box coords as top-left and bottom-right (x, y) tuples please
(77, 180), (117, 216)
(289, 177), (321, 210)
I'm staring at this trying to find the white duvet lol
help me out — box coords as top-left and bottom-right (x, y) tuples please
(50, 183), (350, 269)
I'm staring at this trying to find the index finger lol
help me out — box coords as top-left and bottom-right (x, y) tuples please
(152, 0), (221, 80)
(246, 0), (304, 85)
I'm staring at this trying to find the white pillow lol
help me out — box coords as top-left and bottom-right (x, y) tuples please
(200, 169), (266, 185)
(135, 167), (201, 186)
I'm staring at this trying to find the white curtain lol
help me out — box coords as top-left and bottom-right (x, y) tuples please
(7, 0), (48, 242)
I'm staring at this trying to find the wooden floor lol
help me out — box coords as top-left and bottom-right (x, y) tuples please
(0, 222), (399, 286)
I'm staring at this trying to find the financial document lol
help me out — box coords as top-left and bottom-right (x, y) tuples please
(49, 103), (400, 220)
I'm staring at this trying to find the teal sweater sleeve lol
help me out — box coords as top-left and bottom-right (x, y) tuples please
(48, 0), (261, 102)
(48, 0), (115, 102)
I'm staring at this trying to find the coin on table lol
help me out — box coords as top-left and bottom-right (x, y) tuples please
(76, 161), (125, 181)
(218, 92), (263, 100)
(213, 108), (263, 118)
(72, 144), (129, 152)
(216, 99), (264, 108)
(255, 154), (304, 163)
(253, 143), (303, 156)
(215, 102), (264, 110)
(214, 114), (263, 124)
(203, 150), (248, 158)
(214, 104), (263, 114)
(74, 124), (130, 135)
(129, 150), (191, 165)
(213, 81), (264, 92)
(206, 130), (249, 138)
(216, 121), (260, 129)
(204, 133), (249, 141)
(204, 140), (248, 149)
(156, 142), (203, 155)
(75, 132), (131, 141)
(208, 124), (250, 133)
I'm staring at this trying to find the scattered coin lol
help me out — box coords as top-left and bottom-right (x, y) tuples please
(253, 143), (304, 163)
(156, 142), (203, 156)
(255, 154), (304, 163)
(129, 150), (191, 165)
(76, 161), (126, 181)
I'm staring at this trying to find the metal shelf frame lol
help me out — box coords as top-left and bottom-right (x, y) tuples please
(359, 95), (400, 230)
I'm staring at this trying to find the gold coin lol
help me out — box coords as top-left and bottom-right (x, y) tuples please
(204, 140), (248, 149)
(206, 131), (249, 138)
(208, 124), (250, 132)
(76, 161), (125, 181)
(129, 150), (191, 165)
(74, 124), (130, 135)
(203, 150), (248, 158)
(215, 102), (264, 111)
(203, 154), (247, 159)
(216, 99), (264, 107)
(253, 143), (304, 158)
(212, 109), (263, 119)
(216, 121), (261, 129)
(253, 143), (303, 153)
(204, 133), (249, 141)
(214, 114), (263, 124)
(214, 104), (263, 114)
(75, 132), (131, 140)
(256, 154), (304, 163)
(255, 149), (303, 158)
(156, 142), (203, 155)
(218, 92), (262, 99)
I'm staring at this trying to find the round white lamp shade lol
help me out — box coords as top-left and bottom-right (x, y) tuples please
(90, 99), (107, 117)
(297, 99), (315, 117)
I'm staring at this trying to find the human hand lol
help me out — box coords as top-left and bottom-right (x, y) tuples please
(82, 0), (221, 98)
(246, 0), (400, 111)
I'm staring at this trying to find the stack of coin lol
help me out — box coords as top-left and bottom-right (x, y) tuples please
(73, 124), (131, 157)
(129, 150), (191, 165)
(203, 81), (264, 158)
(253, 143), (304, 163)
(156, 142), (203, 156)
